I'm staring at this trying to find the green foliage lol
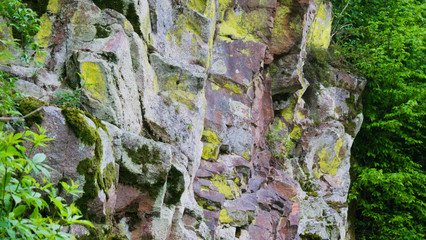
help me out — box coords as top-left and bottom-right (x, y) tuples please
(52, 86), (84, 109)
(0, 0), (42, 121)
(0, 71), (22, 117)
(331, 0), (426, 239)
(1, 1), (94, 238)
(52, 73), (90, 109)
(0, 0), (42, 62)
(0, 125), (94, 239)
(266, 124), (294, 163)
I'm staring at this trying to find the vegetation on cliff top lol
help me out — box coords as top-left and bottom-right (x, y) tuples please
(331, 0), (426, 239)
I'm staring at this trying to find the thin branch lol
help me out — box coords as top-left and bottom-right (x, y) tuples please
(334, 0), (352, 29)
(0, 106), (44, 122)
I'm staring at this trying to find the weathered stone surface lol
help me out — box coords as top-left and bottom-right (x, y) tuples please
(1, 0), (365, 239)
(23, 106), (117, 224)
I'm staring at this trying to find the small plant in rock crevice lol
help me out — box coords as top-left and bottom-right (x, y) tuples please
(265, 124), (294, 167)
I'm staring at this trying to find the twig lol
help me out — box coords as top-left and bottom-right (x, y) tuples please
(0, 106), (44, 122)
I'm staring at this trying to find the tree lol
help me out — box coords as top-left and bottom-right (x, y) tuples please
(331, 0), (426, 239)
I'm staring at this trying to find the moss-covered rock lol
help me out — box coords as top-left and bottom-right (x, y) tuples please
(125, 144), (160, 165)
(19, 97), (45, 127)
(61, 107), (114, 217)
(300, 232), (322, 240)
(303, 47), (331, 87)
(62, 107), (98, 146)
(92, 0), (141, 35)
(164, 165), (185, 205)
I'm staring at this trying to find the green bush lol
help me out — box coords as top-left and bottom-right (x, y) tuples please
(0, 125), (93, 239)
(331, 0), (426, 239)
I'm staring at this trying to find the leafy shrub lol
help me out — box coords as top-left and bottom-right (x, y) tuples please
(0, 0), (43, 62)
(0, 125), (93, 239)
(0, 71), (22, 117)
(331, 0), (426, 239)
(52, 87), (84, 109)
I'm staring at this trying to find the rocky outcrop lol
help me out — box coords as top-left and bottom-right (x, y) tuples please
(1, 0), (365, 239)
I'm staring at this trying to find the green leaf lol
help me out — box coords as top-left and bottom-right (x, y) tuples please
(12, 205), (26, 218)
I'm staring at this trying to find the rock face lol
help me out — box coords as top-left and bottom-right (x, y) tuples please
(1, 0), (365, 239)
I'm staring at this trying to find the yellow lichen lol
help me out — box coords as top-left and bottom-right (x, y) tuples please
(313, 168), (322, 178)
(296, 109), (305, 120)
(186, 0), (207, 14)
(290, 125), (302, 139)
(240, 48), (251, 56)
(34, 51), (48, 64)
(307, 2), (332, 49)
(223, 83), (242, 94)
(202, 143), (220, 160)
(141, 10), (151, 43)
(202, 130), (221, 145)
(211, 174), (234, 200)
(242, 152), (250, 160)
(318, 138), (344, 175)
(81, 62), (106, 102)
(270, 4), (291, 47)
(47, 0), (60, 14)
(201, 130), (221, 160)
(201, 186), (210, 191)
(218, 8), (268, 42)
(219, 209), (233, 223)
(153, 75), (158, 93)
(211, 82), (221, 91)
(281, 99), (296, 122)
(124, 20), (134, 31)
(170, 90), (196, 111)
(276, 119), (287, 130)
(35, 14), (52, 48)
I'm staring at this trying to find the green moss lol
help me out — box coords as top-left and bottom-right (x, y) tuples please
(62, 108), (97, 146)
(62, 108), (110, 217)
(76, 158), (100, 217)
(196, 196), (221, 211)
(95, 24), (111, 38)
(19, 97), (45, 127)
(299, 175), (319, 197)
(326, 201), (347, 213)
(102, 162), (116, 192)
(77, 223), (129, 240)
(164, 166), (185, 205)
(303, 47), (331, 86)
(300, 233), (322, 240)
(125, 2), (141, 35)
(268, 62), (279, 79)
(125, 144), (160, 165)
(92, 0), (141, 35)
(118, 164), (167, 199)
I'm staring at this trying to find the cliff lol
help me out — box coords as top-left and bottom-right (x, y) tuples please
(0, 0), (365, 239)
